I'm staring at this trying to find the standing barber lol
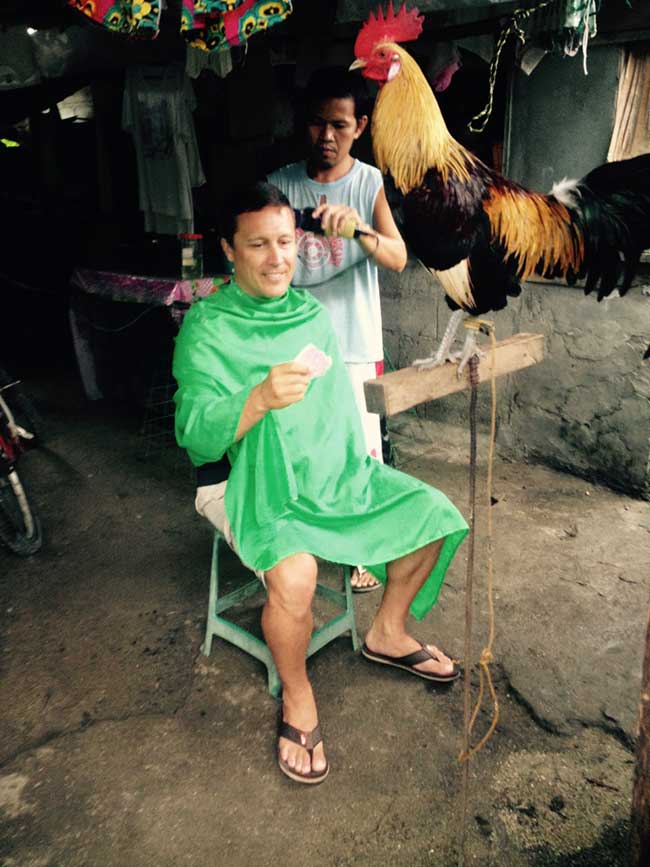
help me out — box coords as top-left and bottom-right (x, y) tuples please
(268, 66), (407, 591)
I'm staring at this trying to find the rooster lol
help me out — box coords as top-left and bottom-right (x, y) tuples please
(350, 2), (650, 368)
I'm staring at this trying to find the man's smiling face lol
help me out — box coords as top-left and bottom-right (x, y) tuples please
(221, 205), (297, 299)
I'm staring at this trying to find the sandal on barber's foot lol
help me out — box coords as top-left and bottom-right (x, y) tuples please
(277, 715), (329, 785)
(361, 640), (461, 683)
(351, 566), (381, 594)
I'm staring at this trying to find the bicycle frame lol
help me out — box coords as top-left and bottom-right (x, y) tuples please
(0, 371), (43, 556)
(0, 383), (34, 470)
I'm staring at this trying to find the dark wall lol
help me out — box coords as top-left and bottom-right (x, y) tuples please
(505, 45), (620, 191)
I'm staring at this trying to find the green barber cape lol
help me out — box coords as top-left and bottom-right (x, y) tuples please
(173, 281), (468, 620)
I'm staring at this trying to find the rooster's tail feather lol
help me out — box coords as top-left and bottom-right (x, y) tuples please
(576, 152), (650, 300)
(432, 259), (476, 311)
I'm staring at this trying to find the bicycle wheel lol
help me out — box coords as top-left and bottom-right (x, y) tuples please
(0, 367), (44, 444)
(0, 468), (42, 555)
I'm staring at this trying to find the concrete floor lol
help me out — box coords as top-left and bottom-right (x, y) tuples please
(1, 375), (649, 867)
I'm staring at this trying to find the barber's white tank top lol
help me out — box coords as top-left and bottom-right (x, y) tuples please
(268, 159), (383, 363)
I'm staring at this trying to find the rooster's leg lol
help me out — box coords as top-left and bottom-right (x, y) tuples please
(455, 330), (485, 376)
(413, 309), (465, 369)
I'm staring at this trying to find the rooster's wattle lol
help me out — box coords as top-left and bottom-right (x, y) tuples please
(350, 2), (650, 366)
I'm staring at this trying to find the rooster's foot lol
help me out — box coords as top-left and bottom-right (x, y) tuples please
(455, 333), (485, 377)
(413, 338), (485, 377)
(413, 351), (451, 370)
(412, 310), (466, 371)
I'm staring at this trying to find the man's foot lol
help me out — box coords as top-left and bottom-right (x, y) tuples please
(362, 630), (459, 682)
(278, 687), (328, 783)
(351, 566), (381, 593)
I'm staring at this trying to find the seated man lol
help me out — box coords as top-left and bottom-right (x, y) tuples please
(173, 182), (468, 785)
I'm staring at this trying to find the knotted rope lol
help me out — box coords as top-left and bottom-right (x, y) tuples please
(457, 326), (500, 865)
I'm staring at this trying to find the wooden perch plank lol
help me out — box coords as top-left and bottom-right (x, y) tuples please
(364, 332), (545, 416)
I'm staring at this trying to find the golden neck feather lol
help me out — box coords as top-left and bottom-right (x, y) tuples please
(372, 44), (474, 193)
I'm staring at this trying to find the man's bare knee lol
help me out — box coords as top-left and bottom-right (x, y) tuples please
(266, 553), (317, 619)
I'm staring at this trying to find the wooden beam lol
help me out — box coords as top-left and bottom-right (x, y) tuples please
(364, 333), (545, 416)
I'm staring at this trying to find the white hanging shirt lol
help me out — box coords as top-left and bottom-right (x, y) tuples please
(122, 63), (205, 235)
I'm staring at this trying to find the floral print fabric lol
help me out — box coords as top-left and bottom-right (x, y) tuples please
(68, 1), (161, 37)
(68, 0), (293, 51)
(185, 1), (293, 52)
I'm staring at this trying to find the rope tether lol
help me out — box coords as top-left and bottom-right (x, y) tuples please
(457, 326), (500, 865)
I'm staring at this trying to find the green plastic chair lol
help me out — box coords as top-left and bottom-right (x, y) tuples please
(202, 530), (361, 698)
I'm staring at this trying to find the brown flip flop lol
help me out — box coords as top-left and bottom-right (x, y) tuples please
(277, 714), (330, 785)
(361, 640), (461, 683)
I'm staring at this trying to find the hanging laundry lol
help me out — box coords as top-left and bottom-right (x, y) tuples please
(68, 0), (293, 52)
(562, 0), (597, 74)
(67, 1), (162, 38)
(183, 0), (253, 21)
(523, 0), (598, 76)
(182, 0), (283, 30)
(186, 44), (233, 79)
(122, 63), (205, 235)
(185, 1), (293, 53)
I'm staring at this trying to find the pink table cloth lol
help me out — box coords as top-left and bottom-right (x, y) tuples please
(69, 269), (230, 399)
(71, 268), (228, 310)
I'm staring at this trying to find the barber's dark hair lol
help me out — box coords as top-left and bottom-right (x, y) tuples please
(303, 66), (370, 120)
(220, 181), (293, 244)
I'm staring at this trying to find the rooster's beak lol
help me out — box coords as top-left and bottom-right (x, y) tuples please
(349, 59), (366, 71)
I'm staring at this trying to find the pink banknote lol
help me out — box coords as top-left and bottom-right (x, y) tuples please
(294, 343), (332, 378)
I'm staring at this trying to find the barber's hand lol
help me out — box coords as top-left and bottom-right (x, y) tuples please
(257, 362), (311, 410)
(311, 203), (370, 238)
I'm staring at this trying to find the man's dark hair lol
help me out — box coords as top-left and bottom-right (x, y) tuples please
(303, 66), (370, 120)
(220, 181), (292, 244)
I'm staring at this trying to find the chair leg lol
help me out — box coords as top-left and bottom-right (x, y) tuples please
(343, 565), (361, 652)
(202, 631), (214, 657)
(203, 532), (221, 657)
(266, 662), (282, 700)
(203, 530), (362, 693)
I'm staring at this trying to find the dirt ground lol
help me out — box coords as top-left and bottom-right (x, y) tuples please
(1, 372), (649, 867)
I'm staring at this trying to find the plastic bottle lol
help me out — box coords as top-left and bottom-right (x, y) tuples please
(180, 233), (203, 279)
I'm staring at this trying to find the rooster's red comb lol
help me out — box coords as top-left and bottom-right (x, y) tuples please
(354, 2), (424, 59)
